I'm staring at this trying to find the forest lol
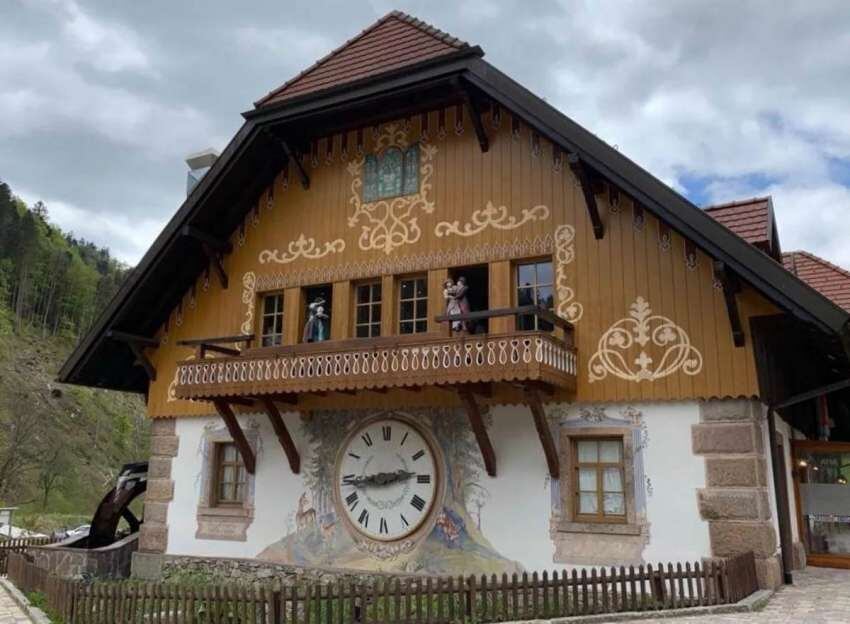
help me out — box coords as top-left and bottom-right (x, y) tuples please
(0, 179), (148, 532)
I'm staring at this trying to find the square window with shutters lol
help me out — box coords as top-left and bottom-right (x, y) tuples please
(572, 438), (626, 523)
(398, 276), (428, 335)
(212, 442), (246, 506)
(260, 293), (284, 347)
(354, 281), (382, 338)
(515, 260), (554, 331)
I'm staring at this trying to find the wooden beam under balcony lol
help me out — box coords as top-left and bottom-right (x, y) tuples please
(525, 385), (560, 479)
(213, 400), (256, 475)
(458, 386), (496, 477)
(713, 260), (745, 347)
(260, 397), (300, 474)
(177, 334), (255, 357)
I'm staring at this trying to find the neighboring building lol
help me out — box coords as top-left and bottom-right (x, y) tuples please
(59, 13), (850, 586)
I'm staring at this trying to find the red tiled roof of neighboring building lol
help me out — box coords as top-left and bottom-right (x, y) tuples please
(704, 196), (772, 247)
(255, 11), (470, 108)
(783, 251), (850, 313)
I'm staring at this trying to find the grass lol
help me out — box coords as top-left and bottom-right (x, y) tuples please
(25, 590), (64, 623)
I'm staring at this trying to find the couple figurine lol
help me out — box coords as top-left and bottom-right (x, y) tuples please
(303, 297), (329, 342)
(444, 276), (471, 333)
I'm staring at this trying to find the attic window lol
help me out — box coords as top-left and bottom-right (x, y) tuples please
(362, 144), (419, 202)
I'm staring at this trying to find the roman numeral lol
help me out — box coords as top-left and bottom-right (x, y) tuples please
(382, 425), (392, 441)
(361, 432), (373, 447)
(348, 452), (361, 460)
(345, 492), (358, 508)
(400, 513), (409, 527)
(358, 509), (369, 527)
(417, 474), (431, 484)
(412, 449), (425, 461)
(342, 474), (356, 486)
(400, 432), (409, 446)
(379, 517), (388, 534)
(411, 495), (426, 511)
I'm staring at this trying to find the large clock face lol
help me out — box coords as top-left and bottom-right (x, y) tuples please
(335, 418), (438, 541)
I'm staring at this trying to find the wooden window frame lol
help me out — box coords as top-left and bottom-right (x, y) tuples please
(513, 257), (555, 331)
(571, 436), (627, 524)
(353, 280), (383, 339)
(258, 292), (285, 347)
(397, 274), (429, 335)
(211, 441), (247, 508)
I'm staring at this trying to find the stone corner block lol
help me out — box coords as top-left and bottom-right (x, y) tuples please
(705, 457), (768, 488)
(138, 523), (168, 554)
(143, 500), (169, 524)
(150, 433), (179, 458)
(700, 399), (761, 423)
(698, 488), (770, 521)
(709, 520), (777, 558)
(150, 418), (177, 436)
(754, 554), (783, 590)
(131, 551), (165, 580)
(147, 456), (173, 480)
(146, 478), (175, 503)
(692, 422), (759, 455)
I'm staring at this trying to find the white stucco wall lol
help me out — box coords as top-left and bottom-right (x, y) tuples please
(165, 400), (710, 571)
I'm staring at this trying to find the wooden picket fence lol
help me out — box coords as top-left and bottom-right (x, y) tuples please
(7, 550), (759, 623)
(0, 536), (60, 574)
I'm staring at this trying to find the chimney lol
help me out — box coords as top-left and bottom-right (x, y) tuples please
(185, 148), (219, 196)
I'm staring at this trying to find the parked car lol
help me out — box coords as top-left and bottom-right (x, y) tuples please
(65, 524), (90, 538)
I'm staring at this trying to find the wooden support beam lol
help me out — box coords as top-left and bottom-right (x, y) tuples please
(567, 153), (604, 239)
(463, 92), (489, 153)
(213, 400), (256, 475)
(260, 397), (300, 474)
(201, 242), (228, 290)
(107, 330), (158, 381)
(121, 508), (141, 533)
(525, 386), (560, 479)
(225, 396), (256, 407)
(713, 260), (745, 347)
(181, 225), (232, 254)
(266, 131), (310, 190)
(458, 387), (496, 477)
(196, 344), (241, 358)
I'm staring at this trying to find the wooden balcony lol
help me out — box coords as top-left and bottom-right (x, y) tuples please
(174, 328), (576, 401)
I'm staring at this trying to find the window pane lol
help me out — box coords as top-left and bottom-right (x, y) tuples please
(579, 493), (598, 514)
(536, 286), (554, 310)
(400, 321), (413, 334)
(415, 320), (427, 333)
(371, 283), (382, 300)
(372, 303), (382, 323)
(222, 466), (235, 484)
(400, 280), (414, 299)
(219, 482), (231, 501)
(356, 305), (370, 324)
(517, 264), (535, 287)
(370, 323), (381, 337)
(234, 483), (245, 503)
(600, 440), (622, 463)
(262, 315), (277, 335)
(603, 467), (623, 492)
(356, 325), (370, 338)
(517, 287), (534, 307)
(400, 301), (414, 321)
(415, 279), (427, 298)
(263, 296), (276, 314)
(536, 262), (553, 286)
(577, 440), (598, 463)
(603, 493), (625, 515)
(579, 467), (597, 492)
(415, 299), (427, 319)
(223, 444), (237, 461)
(357, 285), (370, 304)
(377, 148), (403, 197)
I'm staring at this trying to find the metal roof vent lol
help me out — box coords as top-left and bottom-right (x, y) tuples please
(185, 148), (219, 196)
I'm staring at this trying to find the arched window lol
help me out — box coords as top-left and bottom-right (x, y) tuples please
(362, 144), (420, 202)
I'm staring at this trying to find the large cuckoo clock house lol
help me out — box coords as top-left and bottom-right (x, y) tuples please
(59, 12), (850, 589)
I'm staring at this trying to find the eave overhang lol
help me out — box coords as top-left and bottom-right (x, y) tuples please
(59, 53), (850, 394)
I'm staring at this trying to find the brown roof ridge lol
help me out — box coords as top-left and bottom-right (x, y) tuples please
(784, 249), (850, 280)
(253, 11), (469, 108)
(704, 196), (771, 211)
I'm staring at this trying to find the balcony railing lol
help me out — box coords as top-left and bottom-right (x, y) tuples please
(173, 307), (576, 401)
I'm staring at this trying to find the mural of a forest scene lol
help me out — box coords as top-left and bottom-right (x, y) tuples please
(258, 408), (523, 574)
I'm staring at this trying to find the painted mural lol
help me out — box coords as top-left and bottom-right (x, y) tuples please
(257, 408), (523, 574)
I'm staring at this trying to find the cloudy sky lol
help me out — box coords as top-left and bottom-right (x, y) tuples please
(2, 0), (850, 266)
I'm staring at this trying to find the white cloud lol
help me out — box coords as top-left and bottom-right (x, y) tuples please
(235, 26), (334, 64)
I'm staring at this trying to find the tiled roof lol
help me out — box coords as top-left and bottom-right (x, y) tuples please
(784, 251), (850, 313)
(704, 197), (772, 247)
(255, 11), (469, 108)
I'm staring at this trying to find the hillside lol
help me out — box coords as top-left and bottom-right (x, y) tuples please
(0, 180), (148, 532)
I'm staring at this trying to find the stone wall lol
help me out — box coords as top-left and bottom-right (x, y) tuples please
(693, 399), (781, 589)
(139, 418), (178, 554)
(29, 534), (138, 579)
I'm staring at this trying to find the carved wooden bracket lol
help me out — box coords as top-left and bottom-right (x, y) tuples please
(266, 131), (310, 190)
(181, 225), (230, 290)
(107, 330), (159, 381)
(259, 397), (300, 474)
(213, 399), (256, 475)
(568, 153), (604, 239)
(463, 93), (489, 153)
(458, 386), (496, 477)
(713, 260), (745, 347)
(525, 385), (560, 478)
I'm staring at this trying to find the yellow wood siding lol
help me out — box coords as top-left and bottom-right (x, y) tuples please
(146, 106), (777, 417)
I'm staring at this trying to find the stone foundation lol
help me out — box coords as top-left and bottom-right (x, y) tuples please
(694, 399), (781, 589)
(139, 418), (178, 554)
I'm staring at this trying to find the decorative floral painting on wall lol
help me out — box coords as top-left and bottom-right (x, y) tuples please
(257, 408), (523, 574)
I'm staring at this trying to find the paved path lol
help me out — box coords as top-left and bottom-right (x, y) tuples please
(0, 583), (30, 624)
(620, 567), (850, 623)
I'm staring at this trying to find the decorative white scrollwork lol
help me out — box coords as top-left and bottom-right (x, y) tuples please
(588, 296), (703, 383)
(240, 271), (257, 335)
(554, 224), (583, 323)
(258, 234), (345, 265)
(434, 202), (550, 238)
(347, 123), (437, 255)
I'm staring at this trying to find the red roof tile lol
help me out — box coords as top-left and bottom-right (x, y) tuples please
(704, 197), (772, 247)
(255, 11), (469, 108)
(783, 251), (850, 313)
